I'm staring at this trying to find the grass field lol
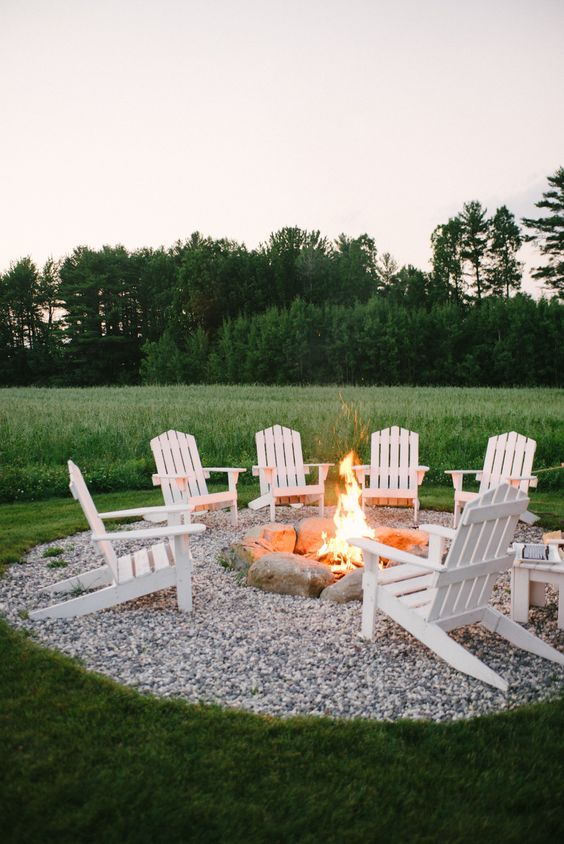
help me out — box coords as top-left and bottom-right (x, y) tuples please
(1, 385), (563, 502)
(2, 617), (564, 844)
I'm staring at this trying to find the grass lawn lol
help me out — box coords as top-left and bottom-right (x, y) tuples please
(1, 488), (563, 842)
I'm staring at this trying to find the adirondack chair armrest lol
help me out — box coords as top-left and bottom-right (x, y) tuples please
(204, 467), (246, 473)
(417, 465), (429, 485)
(204, 466), (246, 492)
(98, 504), (193, 520)
(444, 470), (482, 491)
(92, 523), (206, 542)
(418, 523), (455, 562)
(506, 474), (538, 488)
(353, 465), (370, 485)
(151, 472), (198, 490)
(418, 523), (456, 540)
(252, 465), (275, 480)
(348, 537), (445, 573)
(304, 463), (333, 482)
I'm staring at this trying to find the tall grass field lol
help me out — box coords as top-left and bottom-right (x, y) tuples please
(1, 385), (562, 502)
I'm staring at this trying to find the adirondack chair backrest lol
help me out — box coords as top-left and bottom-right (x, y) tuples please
(151, 430), (209, 505)
(255, 425), (307, 494)
(426, 483), (528, 622)
(67, 461), (119, 579)
(369, 426), (419, 490)
(479, 432), (536, 494)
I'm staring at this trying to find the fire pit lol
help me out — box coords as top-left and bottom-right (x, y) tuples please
(221, 452), (429, 601)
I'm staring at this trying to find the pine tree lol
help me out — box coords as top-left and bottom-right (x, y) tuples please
(487, 206), (522, 297)
(459, 201), (489, 300)
(523, 166), (564, 297)
(430, 218), (465, 302)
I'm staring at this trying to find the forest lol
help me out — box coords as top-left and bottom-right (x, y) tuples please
(1, 169), (563, 387)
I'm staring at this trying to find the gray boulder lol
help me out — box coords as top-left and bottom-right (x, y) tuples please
(320, 568), (364, 603)
(219, 544), (255, 574)
(247, 552), (335, 597)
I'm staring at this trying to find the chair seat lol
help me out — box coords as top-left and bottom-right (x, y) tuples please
(117, 541), (173, 584)
(272, 483), (323, 499)
(363, 487), (417, 500)
(189, 490), (236, 509)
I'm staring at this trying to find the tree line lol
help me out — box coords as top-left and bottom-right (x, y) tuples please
(1, 167), (562, 387)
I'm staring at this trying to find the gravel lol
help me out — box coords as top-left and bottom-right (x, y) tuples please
(1, 506), (563, 721)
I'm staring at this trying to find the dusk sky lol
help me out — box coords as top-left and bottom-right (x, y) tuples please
(1, 0), (563, 293)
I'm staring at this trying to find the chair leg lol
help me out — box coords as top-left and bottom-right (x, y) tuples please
(482, 606), (564, 667)
(46, 565), (112, 594)
(511, 566), (531, 623)
(30, 568), (175, 619)
(359, 558), (380, 640)
(270, 496), (276, 522)
(376, 589), (509, 690)
(413, 496), (419, 526)
(319, 494), (324, 518)
(230, 502), (238, 527)
(453, 499), (462, 529)
(173, 534), (193, 612)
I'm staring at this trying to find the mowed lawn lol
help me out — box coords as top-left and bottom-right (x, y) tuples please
(1, 385), (563, 841)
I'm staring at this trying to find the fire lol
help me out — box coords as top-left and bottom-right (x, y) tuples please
(318, 451), (375, 575)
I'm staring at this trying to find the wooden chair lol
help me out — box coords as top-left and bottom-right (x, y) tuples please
(248, 424), (332, 521)
(445, 431), (538, 528)
(353, 426), (428, 523)
(350, 483), (564, 691)
(151, 430), (245, 526)
(30, 461), (205, 620)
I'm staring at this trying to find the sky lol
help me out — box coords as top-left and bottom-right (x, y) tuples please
(1, 0), (563, 293)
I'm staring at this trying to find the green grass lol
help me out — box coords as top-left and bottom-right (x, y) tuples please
(2, 618), (564, 842)
(1, 385), (563, 501)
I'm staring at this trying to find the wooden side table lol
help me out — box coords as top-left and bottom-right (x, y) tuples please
(511, 541), (564, 630)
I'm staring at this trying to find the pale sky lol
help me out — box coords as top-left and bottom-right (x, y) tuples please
(1, 0), (563, 294)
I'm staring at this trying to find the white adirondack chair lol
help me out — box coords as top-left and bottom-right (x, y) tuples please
(350, 483), (564, 692)
(29, 461), (205, 620)
(446, 431), (538, 528)
(151, 430), (245, 526)
(248, 424), (332, 521)
(353, 427), (428, 523)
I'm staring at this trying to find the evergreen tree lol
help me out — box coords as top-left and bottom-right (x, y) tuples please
(139, 331), (186, 384)
(430, 218), (465, 302)
(487, 206), (522, 297)
(523, 166), (564, 297)
(459, 200), (489, 300)
(333, 234), (380, 303)
(377, 252), (399, 288)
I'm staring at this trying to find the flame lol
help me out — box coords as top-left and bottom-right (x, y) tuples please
(318, 451), (375, 575)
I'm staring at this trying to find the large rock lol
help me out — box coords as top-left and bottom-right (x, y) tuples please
(320, 568), (364, 603)
(295, 517), (336, 557)
(242, 523), (297, 559)
(247, 552), (335, 597)
(219, 544), (255, 574)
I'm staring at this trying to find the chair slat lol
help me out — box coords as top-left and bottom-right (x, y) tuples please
(291, 428), (306, 486)
(133, 548), (152, 578)
(282, 425), (297, 487)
